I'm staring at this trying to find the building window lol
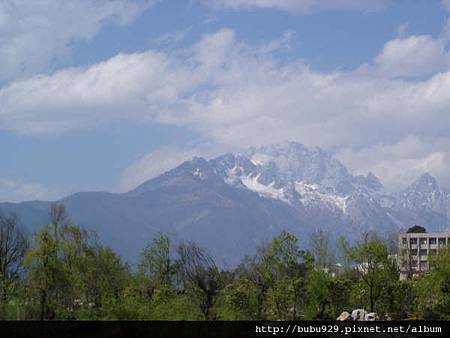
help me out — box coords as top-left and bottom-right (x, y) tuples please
(419, 261), (428, 270)
(438, 238), (446, 245)
(410, 249), (417, 256)
(429, 238), (437, 245)
(419, 249), (428, 256)
(419, 238), (427, 245)
(402, 238), (407, 245)
(410, 238), (417, 245)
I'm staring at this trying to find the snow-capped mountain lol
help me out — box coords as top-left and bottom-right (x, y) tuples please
(396, 173), (449, 212)
(1, 142), (449, 264)
(159, 142), (450, 236)
(218, 142), (384, 211)
(393, 173), (450, 232)
(190, 143), (386, 222)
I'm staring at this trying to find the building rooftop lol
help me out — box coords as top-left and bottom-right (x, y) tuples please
(399, 232), (450, 237)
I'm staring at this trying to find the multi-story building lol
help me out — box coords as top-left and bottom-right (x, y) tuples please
(398, 231), (450, 280)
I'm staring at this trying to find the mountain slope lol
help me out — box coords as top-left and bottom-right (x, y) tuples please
(1, 142), (449, 264)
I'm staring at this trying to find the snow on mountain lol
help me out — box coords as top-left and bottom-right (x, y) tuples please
(212, 142), (383, 215)
(396, 173), (448, 211)
(240, 174), (291, 203)
(295, 181), (348, 214)
(247, 142), (355, 191)
(183, 142), (450, 234)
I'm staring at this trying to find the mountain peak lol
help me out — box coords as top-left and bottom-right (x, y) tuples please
(246, 141), (352, 189)
(396, 172), (446, 212)
(357, 172), (384, 191)
(412, 173), (439, 192)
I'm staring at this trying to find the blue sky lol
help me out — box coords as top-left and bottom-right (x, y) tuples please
(1, 0), (450, 201)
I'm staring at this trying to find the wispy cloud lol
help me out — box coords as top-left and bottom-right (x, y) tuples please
(154, 27), (192, 45)
(0, 0), (156, 82)
(443, 0), (450, 12)
(0, 178), (57, 202)
(337, 137), (450, 191)
(120, 147), (195, 191)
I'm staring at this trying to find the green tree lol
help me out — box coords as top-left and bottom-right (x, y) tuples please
(269, 231), (313, 320)
(25, 204), (131, 319)
(345, 233), (398, 312)
(235, 245), (275, 319)
(310, 229), (335, 270)
(328, 274), (353, 319)
(25, 227), (65, 319)
(139, 233), (173, 287)
(237, 231), (312, 320)
(302, 269), (333, 319)
(216, 277), (259, 320)
(414, 247), (450, 319)
(0, 213), (28, 319)
(176, 242), (225, 319)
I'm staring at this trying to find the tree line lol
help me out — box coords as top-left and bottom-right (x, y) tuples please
(0, 203), (449, 320)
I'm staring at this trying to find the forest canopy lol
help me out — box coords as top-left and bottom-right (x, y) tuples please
(0, 204), (449, 320)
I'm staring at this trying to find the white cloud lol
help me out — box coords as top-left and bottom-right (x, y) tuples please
(120, 147), (199, 191)
(3, 29), (450, 190)
(208, 0), (389, 13)
(336, 137), (450, 191)
(0, 178), (56, 202)
(372, 35), (449, 77)
(0, 50), (195, 134)
(0, 0), (155, 82)
(443, 0), (450, 12)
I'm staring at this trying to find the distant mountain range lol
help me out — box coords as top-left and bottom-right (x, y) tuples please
(1, 142), (449, 265)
